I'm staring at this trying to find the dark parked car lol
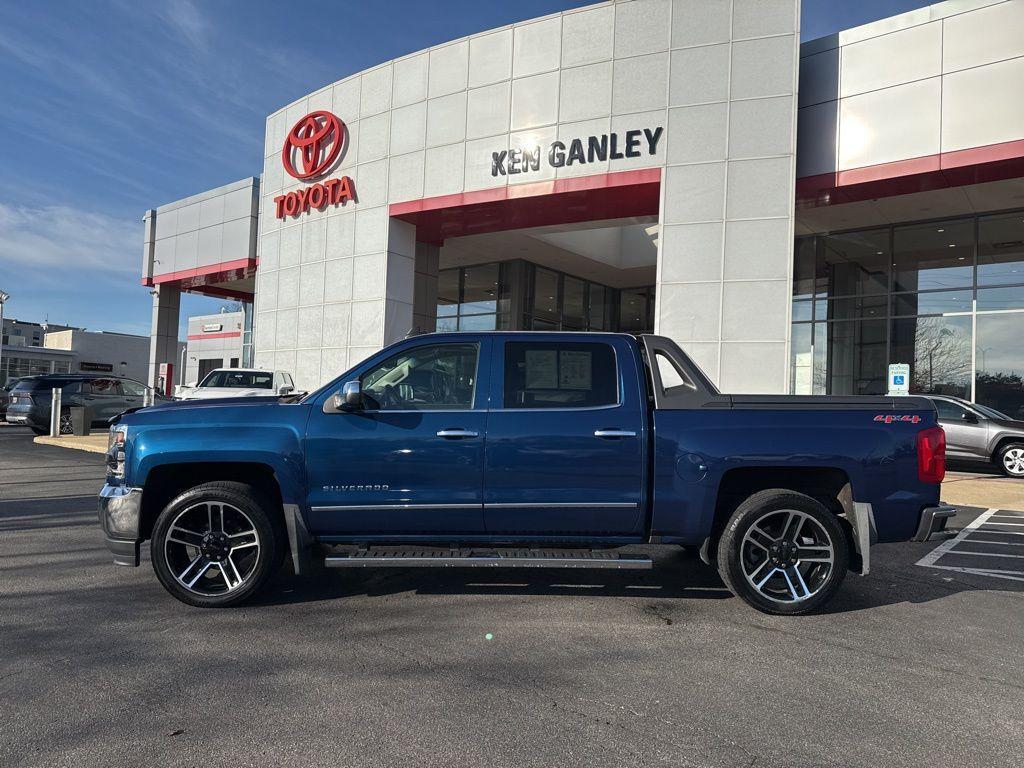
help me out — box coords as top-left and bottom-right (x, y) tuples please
(5, 374), (166, 435)
(0, 377), (31, 418)
(926, 395), (1024, 478)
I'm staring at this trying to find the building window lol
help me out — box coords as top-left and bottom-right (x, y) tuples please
(436, 260), (654, 335)
(976, 313), (1024, 420)
(792, 211), (1024, 415)
(435, 263), (509, 331)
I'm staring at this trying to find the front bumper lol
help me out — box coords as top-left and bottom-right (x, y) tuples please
(98, 484), (143, 567)
(913, 504), (957, 542)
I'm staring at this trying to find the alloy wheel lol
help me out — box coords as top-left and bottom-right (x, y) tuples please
(164, 501), (261, 596)
(58, 412), (74, 435)
(740, 509), (835, 604)
(1004, 447), (1024, 477)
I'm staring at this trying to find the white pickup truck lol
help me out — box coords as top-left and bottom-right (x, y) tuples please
(175, 368), (296, 400)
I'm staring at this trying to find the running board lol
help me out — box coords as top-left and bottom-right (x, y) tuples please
(324, 547), (652, 569)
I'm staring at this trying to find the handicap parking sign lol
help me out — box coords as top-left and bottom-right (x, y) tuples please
(888, 363), (911, 395)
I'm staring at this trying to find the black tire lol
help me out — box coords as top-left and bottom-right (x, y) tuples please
(150, 481), (283, 608)
(996, 442), (1024, 479)
(58, 409), (73, 435)
(30, 426), (47, 436)
(716, 489), (849, 616)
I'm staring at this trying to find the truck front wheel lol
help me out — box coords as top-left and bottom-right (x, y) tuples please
(716, 490), (849, 616)
(150, 481), (282, 608)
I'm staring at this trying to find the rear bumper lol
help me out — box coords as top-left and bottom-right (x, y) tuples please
(5, 406), (46, 426)
(913, 504), (957, 542)
(98, 484), (143, 567)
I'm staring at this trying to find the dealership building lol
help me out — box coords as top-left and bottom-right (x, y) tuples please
(142, 0), (1024, 416)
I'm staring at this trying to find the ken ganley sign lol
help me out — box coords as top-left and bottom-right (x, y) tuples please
(273, 110), (356, 218)
(491, 127), (663, 177)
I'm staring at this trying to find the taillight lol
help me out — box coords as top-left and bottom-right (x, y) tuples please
(917, 426), (946, 484)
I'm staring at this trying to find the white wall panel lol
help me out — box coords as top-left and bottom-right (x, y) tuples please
(942, 56), (1024, 152)
(562, 4), (614, 68)
(513, 17), (561, 77)
(838, 77), (940, 170)
(840, 21), (941, 99)
(943, 0), (1024, 73)
(469, 29), (512, 87)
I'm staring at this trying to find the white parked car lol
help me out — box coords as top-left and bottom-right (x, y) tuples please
(175, 369), (297, 400)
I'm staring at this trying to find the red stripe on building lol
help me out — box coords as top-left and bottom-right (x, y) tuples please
(389, 168), (662, 244)
(186, 331), (242, 341)
(796, 137), (1024, 207)
(142, 257), (257, 287)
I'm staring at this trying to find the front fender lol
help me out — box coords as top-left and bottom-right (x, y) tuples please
(129, 423), (307, 505)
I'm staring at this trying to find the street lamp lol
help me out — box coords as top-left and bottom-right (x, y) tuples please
(0, 289), (9, 387)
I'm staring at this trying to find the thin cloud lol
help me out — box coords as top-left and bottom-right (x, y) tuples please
(0, 202), (138, 276)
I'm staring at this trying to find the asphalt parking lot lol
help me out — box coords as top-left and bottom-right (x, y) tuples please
(2, 423), (1023, 768)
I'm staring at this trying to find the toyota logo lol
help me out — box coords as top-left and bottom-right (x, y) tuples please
(281, 110), (345, 180)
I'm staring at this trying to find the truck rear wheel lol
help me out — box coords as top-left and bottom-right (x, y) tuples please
(150, 481), (282, 608)
(716, 489), (848, 616)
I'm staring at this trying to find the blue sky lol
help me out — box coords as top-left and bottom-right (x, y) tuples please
(0, 0), (926, 337)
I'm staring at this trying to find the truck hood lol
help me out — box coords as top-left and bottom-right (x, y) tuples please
(111, 394), (293, 426)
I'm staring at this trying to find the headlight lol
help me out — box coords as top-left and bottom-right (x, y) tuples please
(107, 426), (127, 479)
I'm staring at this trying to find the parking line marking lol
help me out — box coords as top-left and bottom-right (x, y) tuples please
(981, 521), (1024, 527)
(979, 527), (1024, 535)
(917, 508), (1024, 584)
(945, 550), (1024, 560)
(916, 508), (997, 568)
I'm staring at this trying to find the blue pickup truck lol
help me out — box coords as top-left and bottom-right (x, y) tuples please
(98, 332), (953, 615)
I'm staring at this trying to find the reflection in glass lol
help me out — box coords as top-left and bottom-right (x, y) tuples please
(619, 288), (652, 334)
(589, 285), (610, 330)
(978, 212), (1024, 286)
(791, 324), (812, 394)
(458, 314), (496, 331)
(977, 286), (1024, 312)
(976, 313), (1024, 419)
(532, 268), (559, 317)
(461, 263), (500, 315)
(791, 299), (812, 322)
(826, 294), (887, 320)
(893, 218), (973, 292)
(437, 269), (459, 317)
(890, 315), (972, 398)
(892, 290), (973, 316)
(819, 229), (890, 296)
(562, 276), (586, 329)
(824, 319), (887, 395)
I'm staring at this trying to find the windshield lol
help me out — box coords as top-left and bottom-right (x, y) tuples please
(974, 403), (1010, 420)
(199, 370), (273, 389)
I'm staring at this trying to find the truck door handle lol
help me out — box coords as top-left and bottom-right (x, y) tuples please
(594, 429), (637, 439)
(436, 428), (479, 439)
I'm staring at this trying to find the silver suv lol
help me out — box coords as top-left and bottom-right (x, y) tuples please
(926, 395), (1024, 478)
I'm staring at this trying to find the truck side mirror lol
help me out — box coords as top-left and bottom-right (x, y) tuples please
(962, 411), (978, 424)
(278, 385), (294, 395)
(325, 380), (363, 414)
(342, 380), (362, 408)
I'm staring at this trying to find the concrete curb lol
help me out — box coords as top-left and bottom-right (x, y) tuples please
(33, 435), (108, 454)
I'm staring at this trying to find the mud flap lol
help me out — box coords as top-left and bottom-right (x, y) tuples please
(283, 503), (315, 576)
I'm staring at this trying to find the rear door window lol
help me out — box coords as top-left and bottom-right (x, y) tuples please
(503, 341), (618, 409)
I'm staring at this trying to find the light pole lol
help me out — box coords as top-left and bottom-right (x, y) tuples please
(0, 289), (9, 387)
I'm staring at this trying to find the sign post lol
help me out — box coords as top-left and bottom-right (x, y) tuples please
(888, 363), (910, 396)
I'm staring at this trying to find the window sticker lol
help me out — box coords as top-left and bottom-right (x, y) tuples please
(525, 349), (558, 389)
(559, 350), (592, 390)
